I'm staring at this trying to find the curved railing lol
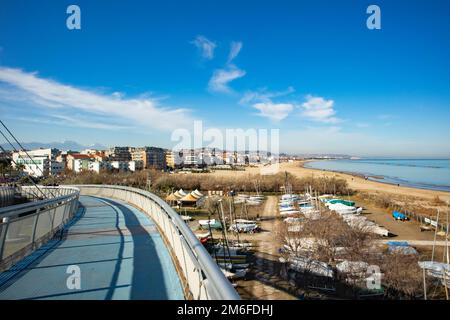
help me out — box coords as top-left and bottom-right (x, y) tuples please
(74, 185), (240, 300)
(0, 186), (15, 208)
(0, 186), (80, 271)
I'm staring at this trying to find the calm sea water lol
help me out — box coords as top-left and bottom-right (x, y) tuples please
(304, 159), (450, 192)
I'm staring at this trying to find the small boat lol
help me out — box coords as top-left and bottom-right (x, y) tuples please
(199, 219), (223, 230)
(284, 217), (303, 224)
(327, 199), (355, 207)
(229, 220), (260, 233)
(280, 205), (296, 211)
(419, 261), (450, 287)
(300, 205), (315, 213)
(246, 199), (263, 205)
(196, 232), (211, 244)
(392, 211), (408, 221)
(181, 215), (192, 221)
(221, 268), (247, 279)
(281, 194), (300, 201)
(279, 210), (301, 216)
(279, 202), (295, 207)
(328, 203), (361, 215)
(217, 262), (250, 269)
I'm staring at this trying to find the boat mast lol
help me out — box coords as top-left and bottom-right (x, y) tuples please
(432, 209), (440, 262)
(219, 199), (232, 266)
(229, 196), (240, 244)
(443, 203), (449, 300)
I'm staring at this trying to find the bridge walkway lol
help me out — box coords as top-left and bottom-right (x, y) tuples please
(0, 195), (184, 300)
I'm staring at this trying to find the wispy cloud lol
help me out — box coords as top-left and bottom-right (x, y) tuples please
(227, 41), (242, 63)
(252, 102), (294, 121)
(208, 65), (246, 94)
(191, 35), (217, 60)
(240, 87), (295, 121)
(10, 115), (129, 130)
(208, 40), (245, 94)
(300, 95), (341, 123)
(0, 66), (195, 131)
(240, 87), (295, 105)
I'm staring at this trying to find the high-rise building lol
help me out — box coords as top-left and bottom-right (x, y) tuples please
(131, 147), (166, 170)
(165, 151), (175, 169)
(106, 146), (131, 161)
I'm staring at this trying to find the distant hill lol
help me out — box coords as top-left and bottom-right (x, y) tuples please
(0, 140), (107, 152)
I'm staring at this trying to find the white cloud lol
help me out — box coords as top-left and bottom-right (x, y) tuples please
(208, 40), (246, 94)
(239, 87), (295, 121)
(252, 102), (294, 121)
(208, 65), (246, 94)
(11, 115), (129, 130)
(0, 67), (194, 131)
(300, 95), (341, 123)
(240, 87), (295, 105)
(228, 41), (242, 63)
(191, 35), (217, 60)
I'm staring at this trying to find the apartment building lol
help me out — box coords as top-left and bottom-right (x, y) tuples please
(12, 148), (63, 177)
(106, 146), (131, 161)
(66, 154), (92, 171)
(131, 147), (166, 170)
(165, 151), (175, 169)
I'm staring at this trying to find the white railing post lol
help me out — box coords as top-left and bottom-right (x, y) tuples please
(0, 217), (10, 260)
(31, 208), (41, 247)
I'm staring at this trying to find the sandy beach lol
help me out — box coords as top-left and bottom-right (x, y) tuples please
(205, 160), (450, 204)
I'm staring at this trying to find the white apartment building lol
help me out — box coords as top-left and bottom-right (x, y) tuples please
(128, 160), (143, 172)
(12, 148), (63, 177)
(88, 161), (110, 173)
(110, 161), (129, 171)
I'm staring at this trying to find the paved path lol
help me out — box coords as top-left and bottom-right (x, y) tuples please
(0, 196), (184, 300)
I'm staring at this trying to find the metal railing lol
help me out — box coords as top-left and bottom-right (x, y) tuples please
(0, 186), (80, 271)
(74, 184), (240, 300)
(0, 186), (15, 208)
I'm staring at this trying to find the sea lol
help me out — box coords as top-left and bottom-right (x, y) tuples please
(304, 159), (450, 192)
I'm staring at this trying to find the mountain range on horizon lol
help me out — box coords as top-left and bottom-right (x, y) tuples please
(0, 140), (107, 152)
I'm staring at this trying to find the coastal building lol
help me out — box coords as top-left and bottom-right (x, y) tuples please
(13, 156), (48, 177)
(66, 154), (92, 171)
(184, 149), (197, 167)
(12, 148), (63, 177)
(73, 158), (91, 173)
(165, 151), (175, 169)
(106, 146), (131, 162)
(131, 147), (166, 170)
(128, 160), (144, 172)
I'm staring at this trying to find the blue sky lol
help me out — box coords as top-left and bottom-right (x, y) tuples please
(0, 0), (449, 157)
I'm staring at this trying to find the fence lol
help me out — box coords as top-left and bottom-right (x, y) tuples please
(0, 186), (80, 271)
(75, 184), (240, 300)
